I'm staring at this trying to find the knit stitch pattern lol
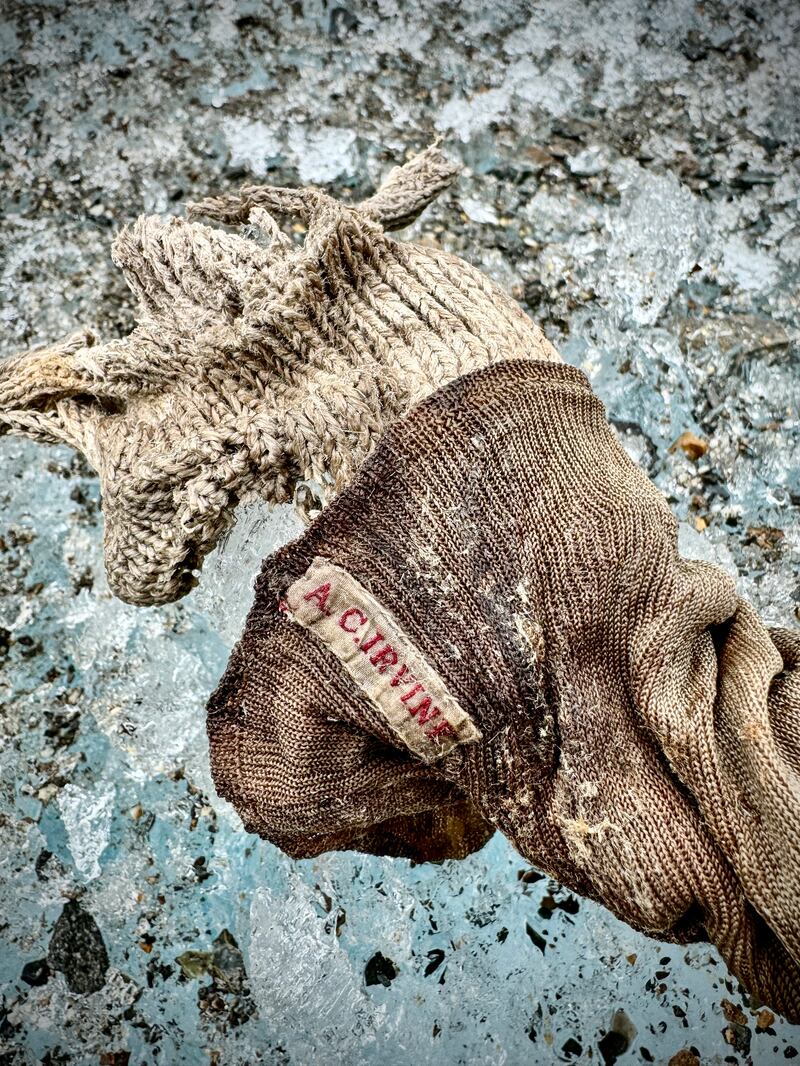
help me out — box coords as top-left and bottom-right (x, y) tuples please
(0, 146), (557, 605)
(208, 359), (800, 1022)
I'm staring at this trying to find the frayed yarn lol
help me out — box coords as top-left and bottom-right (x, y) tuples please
(0, 145), (557, 605)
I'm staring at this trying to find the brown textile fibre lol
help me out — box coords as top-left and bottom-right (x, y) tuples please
(208, 359), (800, 1022)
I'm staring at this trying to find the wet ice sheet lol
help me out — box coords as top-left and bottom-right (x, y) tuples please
(1, 1), (799, 1064)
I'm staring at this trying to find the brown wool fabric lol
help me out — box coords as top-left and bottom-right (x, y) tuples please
(0, 146), (556, 605)
(208, 359), (800, 1021)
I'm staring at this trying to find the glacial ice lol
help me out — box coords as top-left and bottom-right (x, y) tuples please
(58, 784), (116, 883)
(1, 1), (799, 1063)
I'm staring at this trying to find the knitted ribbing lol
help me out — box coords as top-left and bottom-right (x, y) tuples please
(208, 359), (800, 1022)
(0, 146), (557, 605)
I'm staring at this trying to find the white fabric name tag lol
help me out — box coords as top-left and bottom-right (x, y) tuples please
(282, 557), (481, 762)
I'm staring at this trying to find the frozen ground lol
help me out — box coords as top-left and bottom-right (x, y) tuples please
(1, 1), (799, 1063)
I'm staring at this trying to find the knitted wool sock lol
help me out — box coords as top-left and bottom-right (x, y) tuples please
(208, 359), (800, 1022)
(0, 146), (556, 606)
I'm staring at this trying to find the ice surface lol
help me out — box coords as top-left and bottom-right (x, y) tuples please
(459, 196), (500, 225)
(597, 165), (708, 327)
(248, 880), (383, 1057)
(289, 125), (358, 185)
(192, 500), (304, 649)
(720, 235), (781, 292)
(58, 784), (116, 882)
(223, 118), (283, 179)
(244, 840), (747, 1066)
(2, 1), (800, 1063)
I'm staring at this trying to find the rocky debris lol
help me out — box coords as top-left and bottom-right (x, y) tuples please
(176, 930), (256, 1031)
(20, 958), (50, 987)
(670, 431), (709, 461)
(48, 900), (109, 995)
(744, 525), (786, 559)
(678, 314), (790, 359)
(721, 997), (752, 1056)
(668, 1052), (700, 1066)
(756, 1007), (776, 1032)
(364, 952), (398, 988)
(598, 1009), (637, 1065)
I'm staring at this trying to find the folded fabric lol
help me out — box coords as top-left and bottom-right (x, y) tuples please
(208, 359), (800, 1021)
(0, 146), (556, 605)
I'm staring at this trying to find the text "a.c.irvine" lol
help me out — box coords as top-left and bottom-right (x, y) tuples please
(281, 557), (481, 761)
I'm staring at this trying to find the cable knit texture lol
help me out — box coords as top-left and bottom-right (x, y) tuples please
(0, 146), (556, 605)
(208, 359), (800, 1022)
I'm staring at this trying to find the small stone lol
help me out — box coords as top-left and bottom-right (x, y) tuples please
(720, 998), (748, 1026)
(424, 948), (445, 977)
(722, 1023), (751, 1055)
(525, 924), (547, 953)
(175, 949), (212, 980)
(599, 1009), (636, 1064)
(522, 145), (556, 170)
(364, 951), (398, 988)
(328, 6), (359, 42)
(721, 999), (751, 1055)
(671, 431), (709, 461)
(459, 197), (499, 225)
(678, 314), (789, 358)
(48, 899), (109, 995)
(210, 929), (248, 993)
(598, 1030), (629, 1064)
(21, 958), (50, 987)
(668, 1052), (700, 1066)
(744, 526), (785, 556)
(755, 1008), (775, 1031)
(568, 145), (609, 176)
(562, 1037), (583, 1058)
